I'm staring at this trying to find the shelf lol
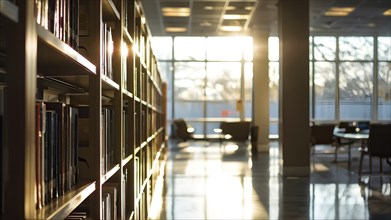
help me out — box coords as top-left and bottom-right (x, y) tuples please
(123, 89), (134, 98)
(102, 75), (120, 91)
(122, 154), (133, 167)
(140, 141), (147, 149)
(35, 181), (96, 219)
(134, 146), (141, 155)
(101, 164), (120, 184)
(37, 24), (96, 76)
(123, 28), (134, 44)
(0, 0), (18, 23)
(37, 76), (87, 95)
(103, 0), (121, 21)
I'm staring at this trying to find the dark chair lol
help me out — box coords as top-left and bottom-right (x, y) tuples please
(338, 121), (357, 133)
(219, 121), (251, 150)
(172, 119), (194, 141)
(310, 123), (336, 154)
(358, 124), (391, 175)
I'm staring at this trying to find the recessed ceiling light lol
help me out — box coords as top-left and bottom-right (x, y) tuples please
(384, 9), (391, 16)
(162, 7), (191, 17)
(223, 14), (249, 19)
(324, 7), (355, 16)
(165, 27), (187, 32)
(204, 6), (236, 10)
(220, 26), (242, 32)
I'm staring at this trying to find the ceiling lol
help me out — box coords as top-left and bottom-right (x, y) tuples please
(141, 0), (391, 37)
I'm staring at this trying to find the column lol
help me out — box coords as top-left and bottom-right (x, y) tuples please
(278, 0), (310, 176)
(252, 28), (270, 152)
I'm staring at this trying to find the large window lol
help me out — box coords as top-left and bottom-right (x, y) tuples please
(154, 36), (253, 137)
(309, 36), (390, 122)
(155, 35), (391, 138)
(339, 37), (374, 119)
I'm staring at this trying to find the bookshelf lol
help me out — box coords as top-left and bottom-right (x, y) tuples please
(0, 0), (167, 219)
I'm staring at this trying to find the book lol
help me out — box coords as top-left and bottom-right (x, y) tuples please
(45, 102), (65, 196)
(103, 185), (117, 220)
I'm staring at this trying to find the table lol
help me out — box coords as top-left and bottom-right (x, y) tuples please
(333, 129), (369, 167)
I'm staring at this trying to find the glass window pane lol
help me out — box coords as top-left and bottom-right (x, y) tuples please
(269, 62), (279, 131)
(243, 37), (253, 61)
(206, 62), (241, 100)
(174, 101), (204, 119)
(244, 63), (253, 101)
(207, 101), (240, 118)
(314, 37), (336, 61)
(269, 61), (279, 114)
(268, 37), (279, 61)
(157, 61), (172, 119)
(314, 62), (336, 119)
(245, 62), (253, 118)
(206, 62), (241, 118)
(339, 62), (373, 120)
(157, 61), (171, 82)
(339, 37), (373, 60)
(152, 37), (172, 60)
(174, 62), (205, 101)
(378, 62), (391, 120)
(207, 37), (244, 61)
(378, 37), (391, 61)
(174, 37), (206, 60)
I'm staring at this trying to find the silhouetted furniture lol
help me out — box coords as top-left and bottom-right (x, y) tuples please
(338, 121), (357, 133)
(310, 123), (336, 154)
(334, 131), (369, 168)
(172, 119), (194, 141)
(356, 121), (370, 131)
(334, 121), (360, 162)
(358, 124), (391, 175)
(250, 125), (259, 153)
(219, 121), (251, 149)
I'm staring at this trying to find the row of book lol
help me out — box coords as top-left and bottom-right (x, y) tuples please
(35, 0), (80, 49)
(35, 101), (79, 209)
(77, 106), (115, 179)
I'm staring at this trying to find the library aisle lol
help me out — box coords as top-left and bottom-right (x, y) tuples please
(153, 140), (391, 220)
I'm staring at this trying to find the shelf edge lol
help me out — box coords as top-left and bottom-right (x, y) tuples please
(0, 0), (18, 23)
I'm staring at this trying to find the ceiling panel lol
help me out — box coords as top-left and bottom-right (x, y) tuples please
(141, 0), (391, 36)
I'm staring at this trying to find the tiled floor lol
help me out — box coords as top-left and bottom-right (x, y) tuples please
(154, 140), (391, 220)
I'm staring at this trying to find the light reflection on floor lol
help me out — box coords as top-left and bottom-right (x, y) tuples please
(153, 140), (391, 220)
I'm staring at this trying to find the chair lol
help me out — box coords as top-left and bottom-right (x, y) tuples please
(358, 124), (391, 175)
(310, 123), (336, 153)
(219, 121), (251, 149)
(172, 119), (194, 141)
(338, 121), (357, 133)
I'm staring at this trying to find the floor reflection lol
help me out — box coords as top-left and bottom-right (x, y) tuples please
(154, 140), (391, 220)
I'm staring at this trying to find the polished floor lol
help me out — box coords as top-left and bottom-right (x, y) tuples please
(153, 140), (391, 220)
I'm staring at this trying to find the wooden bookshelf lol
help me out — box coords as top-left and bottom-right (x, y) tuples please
(0, 0), (166, 219)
